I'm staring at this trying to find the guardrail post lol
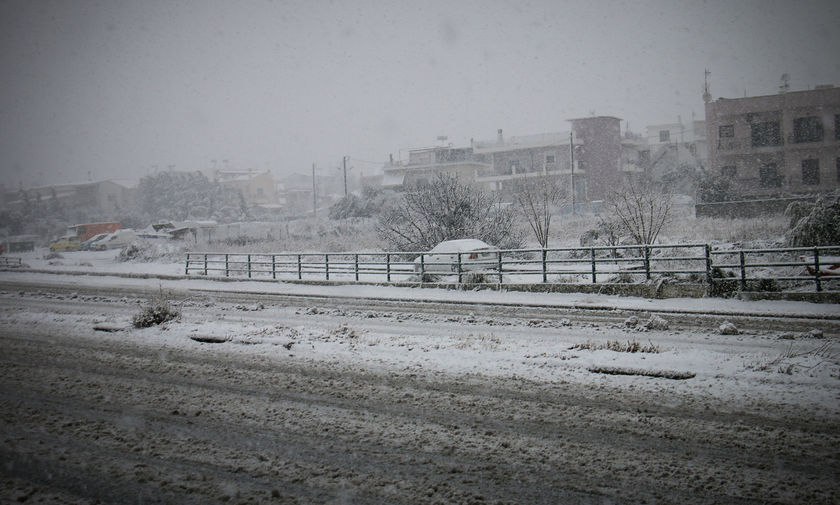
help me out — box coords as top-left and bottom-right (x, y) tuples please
(457, 253), (462, 283)
(204, 254), (208, 276)
(497, 251), (503, 284)
(541, 249), (547, 283)
(247, 254), (252, 278)
(271, 255), (276, 280)
(297, 254), (302, 280)
(325, 254), (330, 281)
(420, 254), (425, 280)
(386, 253), (391, 282)
(704, 244), (712, 286)
(354, 254), (359, 281)
(644, 246), (651, 280)
(590, 247), (597, 283)
(739, 251), (747, 291)
(814, 248), (822, 292)
(225, 254), (229, 277)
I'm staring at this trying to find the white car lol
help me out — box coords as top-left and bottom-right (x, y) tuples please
(90, 229), (138, 250)
(413, 239), (500, 273)
(80, 233), (110, 250)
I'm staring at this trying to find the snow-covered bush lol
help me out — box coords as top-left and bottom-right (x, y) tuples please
(118, 241), (186, 263)
(787, 191), (840, 247)
(132, 291), (180, 328)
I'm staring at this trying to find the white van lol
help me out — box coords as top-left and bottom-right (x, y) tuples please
(90, 229), (138, 250)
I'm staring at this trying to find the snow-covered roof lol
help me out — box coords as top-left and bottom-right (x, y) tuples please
(382, 171), (405, 188)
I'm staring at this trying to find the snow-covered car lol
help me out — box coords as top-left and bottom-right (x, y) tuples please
(802, 255), (840, 276)
(80, 233), (110, 251)
(413, 239), (499, 273)
(49, 235), (81, 252)
(90, 229), (138, 250)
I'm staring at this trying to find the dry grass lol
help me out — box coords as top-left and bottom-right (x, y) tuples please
(570, 339), (661, 353)
(750, 341), (836, 374)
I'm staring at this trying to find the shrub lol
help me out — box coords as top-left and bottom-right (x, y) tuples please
(414, 272), (440, 283)
(709, 267), (738, 298)
(460, 271), (493, 288)
(132, 291), (180, 328)
(570, 339), (660, 353)
(787, 191), (840, 247)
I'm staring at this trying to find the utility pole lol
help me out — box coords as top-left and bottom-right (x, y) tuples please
(312, 163), (317, 217)
(342, 156), (348, 196)
(569, 131), (576, 214)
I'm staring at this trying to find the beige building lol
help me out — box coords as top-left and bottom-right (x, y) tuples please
(214, 169), (278, 206)
(705, 86), (840, 199)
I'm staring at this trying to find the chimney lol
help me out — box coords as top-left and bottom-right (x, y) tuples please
(497, 129), (504, 145)
(389, 153), (394, 165)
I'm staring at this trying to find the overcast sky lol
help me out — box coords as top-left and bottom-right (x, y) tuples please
(1, 0), (838, 188)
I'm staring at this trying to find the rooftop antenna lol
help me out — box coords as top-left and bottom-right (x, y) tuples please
(779, 73), (790, 94)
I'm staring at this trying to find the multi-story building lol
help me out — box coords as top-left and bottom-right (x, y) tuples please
(383, 116), (638, 203)
(1, 179), (136, 217)
(704, 86), (840, 199)
(214, 169), (278, 206)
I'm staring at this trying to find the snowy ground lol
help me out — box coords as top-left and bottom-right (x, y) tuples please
(1, 249), (839, 503)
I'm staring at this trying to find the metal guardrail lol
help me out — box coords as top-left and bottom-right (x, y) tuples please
(0, 257), (23, 268)
(185, 244), (840, 293)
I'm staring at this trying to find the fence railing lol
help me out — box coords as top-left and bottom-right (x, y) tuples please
(0, 257), (23, 268)
(185, 244), (840, 292)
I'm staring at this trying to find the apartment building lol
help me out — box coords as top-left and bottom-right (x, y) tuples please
(704, 86), (840, 199)
(383, 116), (636, 203)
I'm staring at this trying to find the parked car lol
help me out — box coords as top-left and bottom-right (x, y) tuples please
(79, 233), (110, 251)
(49, 235), (81, 252)
(413, 239), (499, 273)
(90, 229), (138, 250)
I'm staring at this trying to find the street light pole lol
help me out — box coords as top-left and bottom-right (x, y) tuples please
(342, 156), (348, 196)
(569, 131), (576, 214)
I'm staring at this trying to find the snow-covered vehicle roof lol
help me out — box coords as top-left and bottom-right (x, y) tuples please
(427, 239), (497, 253)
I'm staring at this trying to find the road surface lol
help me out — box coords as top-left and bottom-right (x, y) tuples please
(1, 281), (838, 504)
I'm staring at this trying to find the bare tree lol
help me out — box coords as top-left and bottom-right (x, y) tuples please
(376, 173), (523, 251)
(512, 175), (565, 248)
(607, 177), (673, 245)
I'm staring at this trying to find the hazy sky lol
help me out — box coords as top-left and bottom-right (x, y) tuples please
(1, 0), (838, 188)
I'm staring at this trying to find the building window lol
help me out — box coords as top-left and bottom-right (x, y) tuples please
(759, 163), (782, 188)
(545, 154), (556, 164)
(638, 150), (650, 166)
(509, 160), (519, 174)
(751, 121), (781, 147)
(721, 166), (737, 178)
(659, 130), (670, 142)
(719, 124), (734, 138)
(793, 116), (824, 143)
(801, 159), (820, 185)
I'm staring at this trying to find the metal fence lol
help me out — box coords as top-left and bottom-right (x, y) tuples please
(185, 244), (840, 292)
(0, 257), (23, 268)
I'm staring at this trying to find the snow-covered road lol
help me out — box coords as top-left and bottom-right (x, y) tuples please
(1, 277), (838, 503)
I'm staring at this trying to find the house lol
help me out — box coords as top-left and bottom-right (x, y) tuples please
(704, 85), (840, 199)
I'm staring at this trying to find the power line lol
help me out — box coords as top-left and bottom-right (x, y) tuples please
(347, 157), (385, 165)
